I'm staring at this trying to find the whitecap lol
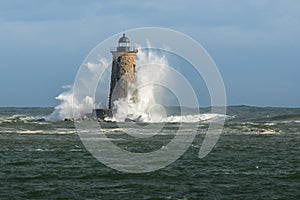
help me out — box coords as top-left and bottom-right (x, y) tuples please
(17, 130), (44, 134)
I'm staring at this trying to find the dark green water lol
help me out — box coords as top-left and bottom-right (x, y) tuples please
(0, 106), (299, 199)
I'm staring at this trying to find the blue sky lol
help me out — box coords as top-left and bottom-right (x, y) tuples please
(0, 0), (299, 107)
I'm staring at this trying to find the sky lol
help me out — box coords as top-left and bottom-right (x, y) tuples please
(0, 0), (299, 107)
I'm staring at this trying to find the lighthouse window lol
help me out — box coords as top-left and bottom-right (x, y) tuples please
(119, 42), (129, 47)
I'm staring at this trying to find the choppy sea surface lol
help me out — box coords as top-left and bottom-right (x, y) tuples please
(0, 106), (299, 199)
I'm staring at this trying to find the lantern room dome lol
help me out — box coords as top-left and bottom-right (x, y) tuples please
(118, 33), (130, 43)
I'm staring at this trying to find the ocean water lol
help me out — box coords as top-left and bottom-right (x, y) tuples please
(0, 106), (299, 199)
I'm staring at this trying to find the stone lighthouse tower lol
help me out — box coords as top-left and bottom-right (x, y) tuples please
(108, 34), (138, 109)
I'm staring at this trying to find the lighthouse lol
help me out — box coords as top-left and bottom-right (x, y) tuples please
(92, 34), (138, 121)
(108, 34), (138, 109)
